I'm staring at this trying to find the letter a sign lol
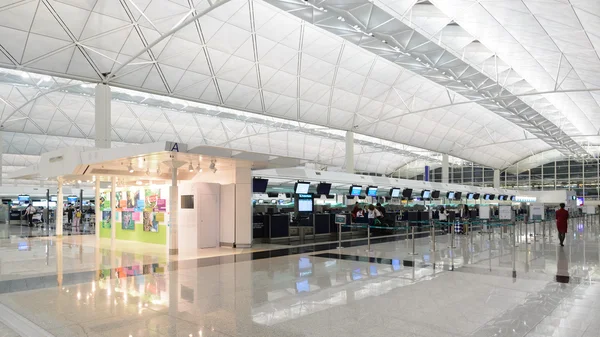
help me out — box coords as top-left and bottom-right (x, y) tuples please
(171, 143), (179, 152)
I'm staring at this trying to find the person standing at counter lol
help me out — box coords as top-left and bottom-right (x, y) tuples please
(351, 205), (363, 220)
(556, 203), (569, 247)
(66, 204), (74, 225)
(367, 204), (382, 226)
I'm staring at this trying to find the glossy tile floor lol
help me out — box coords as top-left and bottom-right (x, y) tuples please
(0, 216), (598, 337)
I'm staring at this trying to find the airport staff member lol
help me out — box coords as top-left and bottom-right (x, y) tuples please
(556, 203), (569, 247)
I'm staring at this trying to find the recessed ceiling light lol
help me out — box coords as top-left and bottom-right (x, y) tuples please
(188, 163), (194, 172)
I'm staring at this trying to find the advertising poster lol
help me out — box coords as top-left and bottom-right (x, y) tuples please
(119, 199), (127, 209)
(157, 199), (166, 211)
(121, 211), (135, 230)
(145, 189), (160, 209)
(100, 191), (110, 210)
(126, 191), (135, 209)
(101, 211), (112, 228)
(135, 199), (145, 212)
(143, 211), (159, 232)
(155, 213), (165, 222)
(115, 191), (123, 207)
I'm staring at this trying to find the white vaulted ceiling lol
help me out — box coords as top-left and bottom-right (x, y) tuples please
(0, 0), (599, 175)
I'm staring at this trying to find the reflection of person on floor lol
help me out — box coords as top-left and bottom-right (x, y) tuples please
(556, 203), (569, 247)
(556, 247), (569, 284)
(73, 207), (82, 233)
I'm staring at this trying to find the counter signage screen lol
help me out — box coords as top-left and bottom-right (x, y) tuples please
(467, 193), (474, 200)
(577, 197), (584, 207)
(390, 188), (401, 198)
(294, 182), (310, 194)
(67, 196), (78, 203)
(297, 194), (314, 213)
(454, 192), (462, 199)
(402, 188), (413, 198)
(484, 194), (490, 200)
(252, 178), (269, 193)
(316, 183), (332, 195)
(421, 190), (431, 199)
(473, 193), (480, 200)
(349, 185), (362, 196)
(17, 195), (30, 204)
(447, 191), (455, 200)
(431, 190), (440, 199)
(510, 195), (516, 201)
(367, 186), (378, 197)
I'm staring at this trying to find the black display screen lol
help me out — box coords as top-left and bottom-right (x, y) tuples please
(252, 178), (269, 193)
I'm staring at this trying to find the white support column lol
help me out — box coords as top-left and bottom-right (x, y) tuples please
(234, 163), (253, 248)
(441, 154), (449, 184)
(56, 178), (64, 236)
(0, 130), (3, 186)
(110, 177), (116, 241)
(493, 169), (500, 189)
(169, 168), (179, 255)
(95, 178), (101, 241)
(95, 84), (112, 148)
(345, 131), (354, 173)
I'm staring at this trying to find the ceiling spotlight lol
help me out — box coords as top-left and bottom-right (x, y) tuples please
(209, 160), (217, 173)
(196, 163), (202, 172)
(145, 168), (150, 176)
(188, 163), (194, 172)
(156, 166), (161, 175)
(128, 163), (134, 173)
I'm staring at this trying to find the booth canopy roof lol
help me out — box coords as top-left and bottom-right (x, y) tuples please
(1, 0), (600, 172)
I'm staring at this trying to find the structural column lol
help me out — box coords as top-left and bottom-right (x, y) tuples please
(0, 130), (3, 186)
(110, 177), (116, 241)
(234, 163), (253, 248)
(95, 84), (112, 148)
(493, 169), (500, 189)
(441, 154), (449, 184)
(169, 168), (179, 255)
(345, 131), (354, 173)
(95, 179), (101, 241)
(56, 177), (64, 236)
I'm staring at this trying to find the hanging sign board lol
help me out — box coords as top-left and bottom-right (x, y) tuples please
(479, 205), (490, 219)
(335, 214), (347, 225)
(499, 205), (513, 220)
(530, 205), (544, 220)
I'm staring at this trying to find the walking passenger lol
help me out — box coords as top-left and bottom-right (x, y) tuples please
(556, 203), (569, 247)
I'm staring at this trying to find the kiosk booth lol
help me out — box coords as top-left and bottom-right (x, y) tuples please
(8, 141), (301, 255)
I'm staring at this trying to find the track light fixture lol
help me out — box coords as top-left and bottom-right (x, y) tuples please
(188, 163), (194, 172)
(196, 163), (202, 172)
(209, 160), (217, 173)
(156, 166), (161, 175)
(128, 163), (134, 173)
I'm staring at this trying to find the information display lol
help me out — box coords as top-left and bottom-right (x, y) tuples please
(297, 194), (314, 213)
(316, 183), (332, 195)
(466, 193), (474, 200)
(295, 182), (310, 194)
(17, 195), (30, 205)
(367, 186), (378, 197)
(390, 188), (401, 198)
(421, 190), (431, 199)
(447, 191), (455, 200)
(402, 188), (413, 198)
(479, 205), (490, 219)
(252, 178), (269, 193)
(349, 185), (362, 196)
(335, 214), (346, 224)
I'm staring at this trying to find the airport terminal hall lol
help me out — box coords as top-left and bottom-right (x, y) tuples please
(3, 0), (600, 336)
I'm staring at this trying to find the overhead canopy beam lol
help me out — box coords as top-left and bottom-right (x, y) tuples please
(263, 0), (589, 158)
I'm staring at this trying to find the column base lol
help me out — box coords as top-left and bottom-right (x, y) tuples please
(220, 242), (235, 248)
(169, 248), (179, 255)
(235, 244), (252, 248)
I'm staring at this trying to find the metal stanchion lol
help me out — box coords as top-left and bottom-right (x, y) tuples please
(533, 220), (537, 242)
(512, 222), (517, 279)
(409, 226), (418, 256)
(542, 220), (546, 241)
(366, 223), (371, 252)
(525, 221), (530, 245)
(449, 222), (455, 248)
(430, 221), (436, 252)
(337, 222), (343, 249)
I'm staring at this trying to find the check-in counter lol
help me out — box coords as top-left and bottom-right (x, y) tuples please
(262, 214), (290, 243)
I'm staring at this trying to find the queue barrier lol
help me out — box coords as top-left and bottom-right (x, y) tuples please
(339, 220), (516, 255)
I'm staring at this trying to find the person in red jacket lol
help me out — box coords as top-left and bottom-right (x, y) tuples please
(556, 203), (569, 246)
